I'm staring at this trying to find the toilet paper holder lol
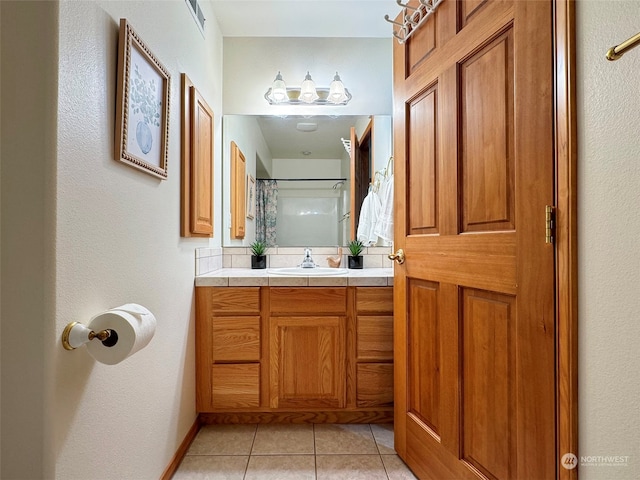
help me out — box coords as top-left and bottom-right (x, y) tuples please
(62, 321), (119, 351)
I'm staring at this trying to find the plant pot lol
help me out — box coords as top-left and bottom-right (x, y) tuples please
(348, 255), (363, 269)
(251, 255), (266, 269)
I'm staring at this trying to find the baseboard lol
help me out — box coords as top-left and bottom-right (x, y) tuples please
(199, 409), (393, 424)
(159, 416), (201, 480)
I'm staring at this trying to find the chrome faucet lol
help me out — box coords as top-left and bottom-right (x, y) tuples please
(300, 248), (317, 268)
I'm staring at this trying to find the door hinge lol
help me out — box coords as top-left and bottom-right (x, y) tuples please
(545, 205), (556, 244)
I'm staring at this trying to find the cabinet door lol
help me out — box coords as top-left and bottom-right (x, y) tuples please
(230, 141), (246, 239)
(190, 87), (214, 235)
(270, 316), (345, 409)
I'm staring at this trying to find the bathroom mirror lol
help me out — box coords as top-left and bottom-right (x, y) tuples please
(221, 114), (392, 247)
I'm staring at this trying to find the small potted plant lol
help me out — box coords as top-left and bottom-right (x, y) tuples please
(347, 239), (364, 269)
(250, 240), (267, 269)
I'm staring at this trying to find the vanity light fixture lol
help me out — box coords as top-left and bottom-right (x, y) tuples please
(265, 71), (352, 105)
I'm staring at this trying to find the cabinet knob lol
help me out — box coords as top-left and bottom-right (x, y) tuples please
(388, 249), (405, 265)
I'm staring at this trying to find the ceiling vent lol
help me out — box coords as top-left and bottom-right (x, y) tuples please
(296, 122), (318, 132)
(186, 0), (205, 35)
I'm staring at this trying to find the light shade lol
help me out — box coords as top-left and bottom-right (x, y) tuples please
(299, 71), (319, 103)
(269, 71), (287, 103)
(264, 71), (352, 105)
(328, 72), (348, 104)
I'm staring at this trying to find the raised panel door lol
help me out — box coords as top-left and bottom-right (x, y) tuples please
(393, 0), (556, 478)
(270, 316), (346, 409)
(190, 87), (214, 235)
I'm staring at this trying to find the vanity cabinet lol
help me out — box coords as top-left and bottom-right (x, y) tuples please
(195, 285), (393, 423)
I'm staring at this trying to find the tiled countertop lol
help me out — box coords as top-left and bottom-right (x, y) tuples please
(195, 268), (394, 287)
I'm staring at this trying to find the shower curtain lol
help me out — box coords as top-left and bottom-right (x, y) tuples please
(256, 179), (278, 246)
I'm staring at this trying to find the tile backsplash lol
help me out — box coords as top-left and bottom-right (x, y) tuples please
(195, 246), (393, 275)
(194, 247), (223, 276)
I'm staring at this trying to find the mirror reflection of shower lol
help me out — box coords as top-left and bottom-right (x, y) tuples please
(273, 177), (349, 247)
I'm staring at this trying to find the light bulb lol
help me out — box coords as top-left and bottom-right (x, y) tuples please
(299, 71), (319, 103)
(269, 71), (287, 103)
(328, 72), (348, 104)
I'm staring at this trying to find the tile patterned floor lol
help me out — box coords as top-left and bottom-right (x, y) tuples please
(173, 423), (418, 480)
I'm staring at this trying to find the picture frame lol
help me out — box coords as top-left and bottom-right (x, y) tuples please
(246, 174), (256, 219)
(115, 19), (171, 179)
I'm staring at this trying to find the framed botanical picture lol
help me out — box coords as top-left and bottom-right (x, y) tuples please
(115, 19), (171, 179)
(246, 174), (256, 219)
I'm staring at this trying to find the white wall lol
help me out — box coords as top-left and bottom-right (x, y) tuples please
(1, 0), (224, 478)
(1, 2), (58, 478)
(372, 115), (393, 175)
(223, 37), (392, 116)
(577, 1), (640, 478)
(354, 115), (392, 175)
(272, 157), (342, 180)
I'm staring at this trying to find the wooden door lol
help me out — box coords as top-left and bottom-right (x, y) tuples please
(393, 1), (555, 479)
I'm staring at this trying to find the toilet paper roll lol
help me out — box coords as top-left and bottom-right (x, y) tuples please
(86, 303), (156, 365)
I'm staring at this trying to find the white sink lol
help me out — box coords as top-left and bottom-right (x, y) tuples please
(268, 267), (349, 276)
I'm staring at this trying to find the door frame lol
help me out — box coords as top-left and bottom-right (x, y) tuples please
(555, 1), (578, 479)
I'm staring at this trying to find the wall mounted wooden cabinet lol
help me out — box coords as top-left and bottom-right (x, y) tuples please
(196, 285), (394, 423)
(181, 74), (214, 237)
(230, 141), (246, 239)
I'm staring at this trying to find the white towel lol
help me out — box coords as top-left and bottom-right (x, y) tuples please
(373, 174), (394, 242)
(357, 190), (381, 246)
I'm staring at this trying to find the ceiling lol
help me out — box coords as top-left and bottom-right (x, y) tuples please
(209, 0), (398, 38)
(256, 115), (366, 160)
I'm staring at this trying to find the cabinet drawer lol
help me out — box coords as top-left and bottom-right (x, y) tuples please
(356, 363), (394, 407)
(210, 287), (260, 314)
(356, 287), (393, 314)
(211, 364), (260, 409)
(270, 288), (346, 315)
(357, 316), (394, 361)
(212, 316), (260, 362)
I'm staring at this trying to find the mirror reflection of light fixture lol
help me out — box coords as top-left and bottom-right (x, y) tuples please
(265, 71), (352, 105)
